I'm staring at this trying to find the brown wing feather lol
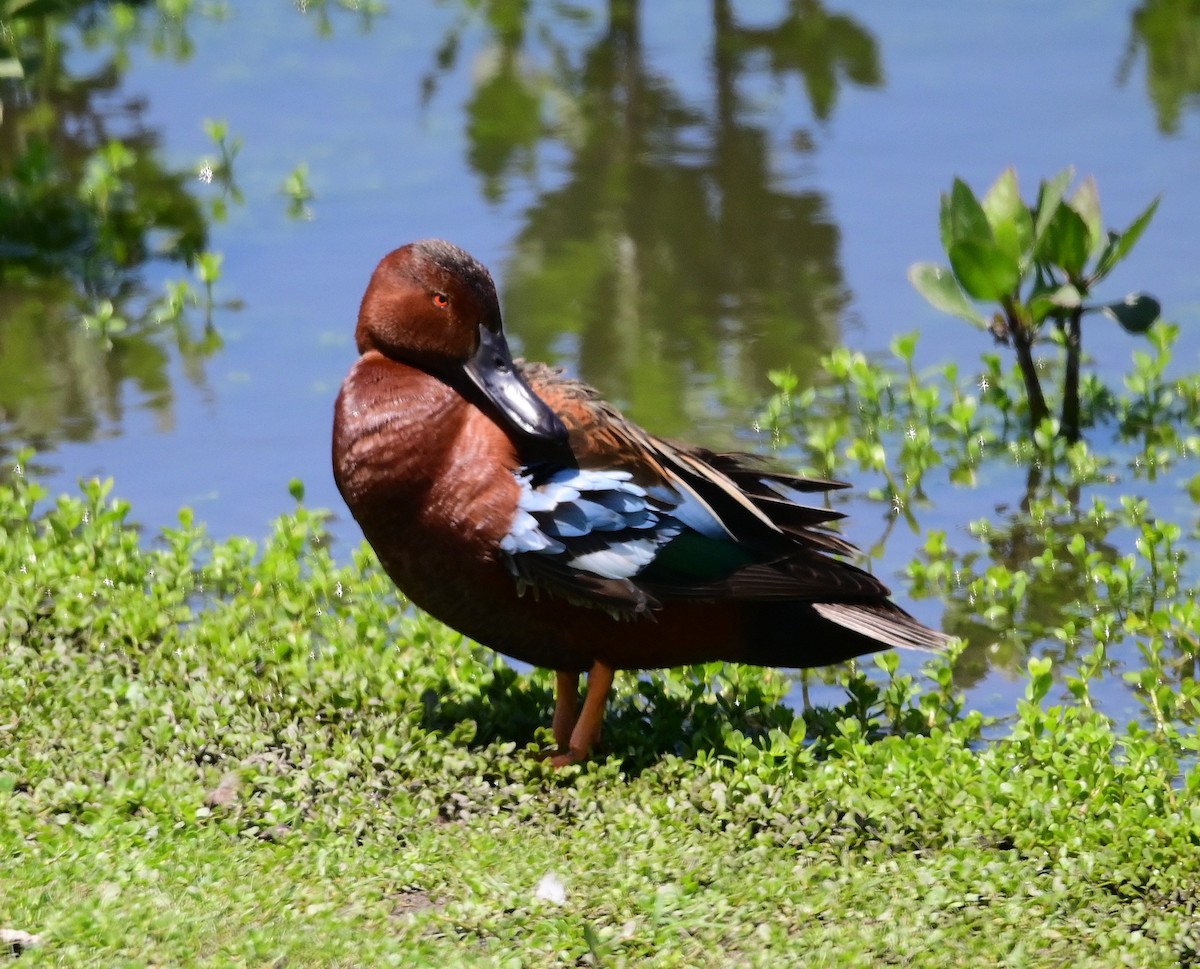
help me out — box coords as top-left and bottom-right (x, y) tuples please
(516, 362), (926, 630)
(507, 554), (660, 616)
(522, 360), (855, 553)
(813, 602), (953, 651)
(523, 363), (816, 547)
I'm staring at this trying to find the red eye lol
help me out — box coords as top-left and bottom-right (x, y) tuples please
(432, 292), (449, 308)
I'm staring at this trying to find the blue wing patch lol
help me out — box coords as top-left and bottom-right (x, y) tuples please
(500, 468), (683, 580)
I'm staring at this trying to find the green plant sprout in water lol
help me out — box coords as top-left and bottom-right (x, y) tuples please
(282, 162), (315, 221)
(909, 167), (1161, 441)
(199, 117), (244, 222)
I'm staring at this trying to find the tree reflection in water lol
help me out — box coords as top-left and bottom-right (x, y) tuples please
(0, 1), (217, 464)
(425, 0), (882, 440)
(1121, 0), (1200, 135)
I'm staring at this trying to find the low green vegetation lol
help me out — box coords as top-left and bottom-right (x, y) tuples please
(762, 323), (1200, 710)
(4, 317), (1199, 966)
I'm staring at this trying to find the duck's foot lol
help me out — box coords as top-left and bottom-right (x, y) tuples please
(533, 740), (600, 766)
(532, 745), (579, 764)
(549, 747), (589, 767)
(538, 660), (614, 769)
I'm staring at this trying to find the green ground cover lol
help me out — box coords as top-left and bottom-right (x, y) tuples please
(3, 332), (1199, 967)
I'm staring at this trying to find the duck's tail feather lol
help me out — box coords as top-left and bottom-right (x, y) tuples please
(813, 601), (952, 652)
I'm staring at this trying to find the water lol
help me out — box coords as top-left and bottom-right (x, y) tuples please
(3, 0), (1198, 722)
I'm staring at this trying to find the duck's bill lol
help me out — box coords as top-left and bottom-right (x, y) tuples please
(464, 325), (569, 446)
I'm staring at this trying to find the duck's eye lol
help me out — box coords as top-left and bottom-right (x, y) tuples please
(432, 292), (450, 309)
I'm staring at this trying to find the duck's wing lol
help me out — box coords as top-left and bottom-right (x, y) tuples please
(499, 364), (892, 618)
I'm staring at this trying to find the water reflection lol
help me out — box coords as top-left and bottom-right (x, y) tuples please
(427, 0), (882, 438)
(0, 279), (169, 446)
(714, 0), (882, 121)
(1122, 0), (1200, 134)
(295, 0), (387, 37)
(943, 505), (1124, 690)
(0, 2), (217, 460)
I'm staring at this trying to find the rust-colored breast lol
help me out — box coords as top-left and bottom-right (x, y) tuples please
(333, 352), (523, 620)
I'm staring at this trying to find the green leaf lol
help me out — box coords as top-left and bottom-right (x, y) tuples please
(0, 57), (24, 79)
(1096, 293), (1161, 334)
(1187, 471), (1200, 505)
(1026, 655), (1054, 705)
(981, 167), (1033, 267)
(907, 262), (989, 328)
(196, 250), (224, 284)
(948, 239), (1021, 301)
(204, 117), (230, 141)
(1031, 167), (1074, 249)
(1035, 202), (1091, 278)
(890, 331), (919, 364)
(940, 178), (993, 251)
(1070, 176), (1105, 258)
(1028, 283), (1082, 324)
(1094, 195), (1160, 281)
(1048, 283), (1082, 308)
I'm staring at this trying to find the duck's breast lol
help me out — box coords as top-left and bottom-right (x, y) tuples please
(333, 351), (523, 605)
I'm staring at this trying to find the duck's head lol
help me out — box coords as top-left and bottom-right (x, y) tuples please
(357, 240), (568, 447)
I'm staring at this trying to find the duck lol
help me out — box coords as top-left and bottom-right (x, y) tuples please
(333, 239), (951, 765)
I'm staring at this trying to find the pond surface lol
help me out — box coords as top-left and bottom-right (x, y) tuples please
(3, 0), (1199, 721)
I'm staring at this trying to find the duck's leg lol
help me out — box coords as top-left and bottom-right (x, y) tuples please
(552, 660), (615, 766)
(551, 670), (580, 751)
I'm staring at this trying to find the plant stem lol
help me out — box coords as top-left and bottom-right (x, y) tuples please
(1004, 297), (1049, 430)
(1060, 306), (1082, 442)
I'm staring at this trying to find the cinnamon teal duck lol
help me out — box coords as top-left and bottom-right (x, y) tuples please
(333, 240), (951, 764)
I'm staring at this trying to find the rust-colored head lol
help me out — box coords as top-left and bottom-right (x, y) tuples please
(354, 240), (568, 446)
(356, 239), (501, 364)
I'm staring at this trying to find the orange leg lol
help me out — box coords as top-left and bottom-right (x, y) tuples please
(552, 660), (615, 766)
(551, 670), (580, 751)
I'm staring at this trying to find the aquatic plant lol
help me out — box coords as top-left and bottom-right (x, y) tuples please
(909, 168), (1160, 440)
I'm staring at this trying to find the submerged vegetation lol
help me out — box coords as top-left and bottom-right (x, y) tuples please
(760, 323), (1200, 720)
